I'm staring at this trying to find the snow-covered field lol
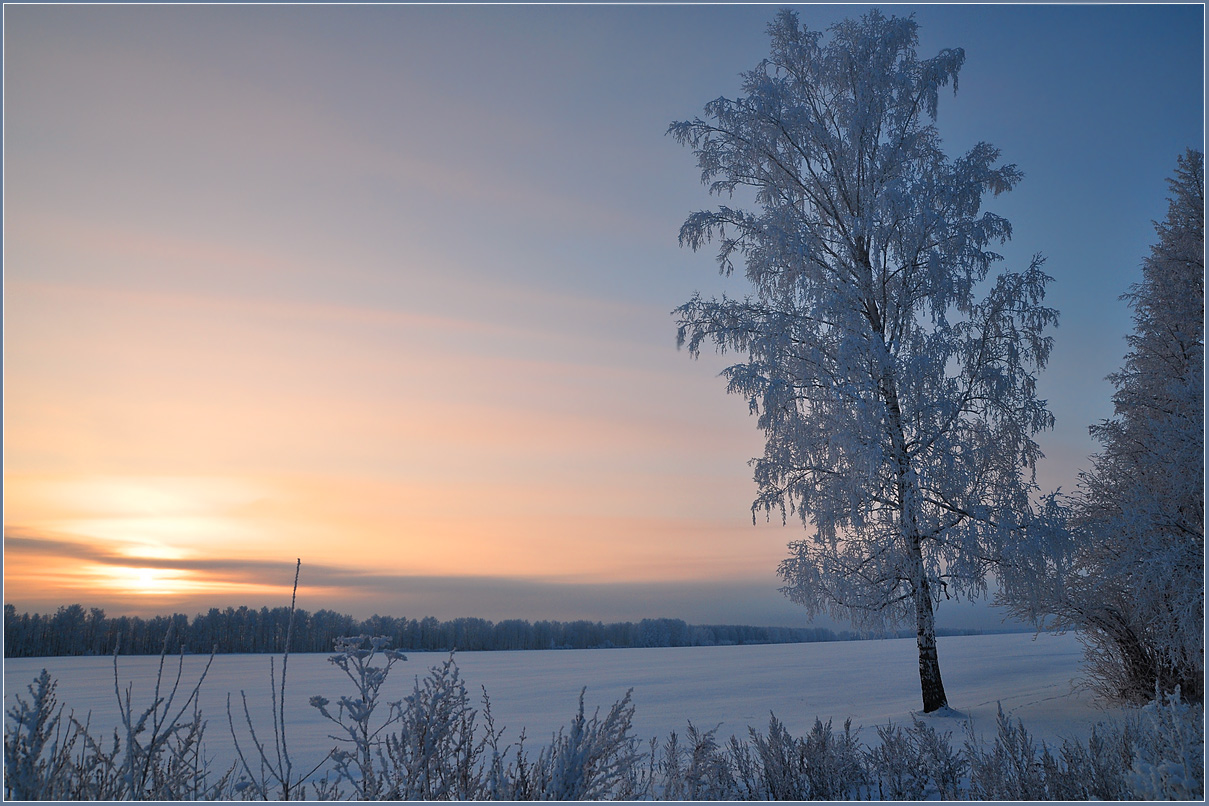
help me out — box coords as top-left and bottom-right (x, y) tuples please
(5, 631), (1120, 780)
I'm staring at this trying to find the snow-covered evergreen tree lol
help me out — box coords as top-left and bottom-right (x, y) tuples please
(671, 10), (1057, 712)
(1062, 150), (1204, 703)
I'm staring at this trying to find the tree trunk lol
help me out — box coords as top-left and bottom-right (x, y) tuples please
(868, 292), (950, 713)
(912, 552), (949, 712)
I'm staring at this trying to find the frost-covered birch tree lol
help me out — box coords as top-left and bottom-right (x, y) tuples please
(1059, 150), (1204, 703)
(671, 10), (1057, 712)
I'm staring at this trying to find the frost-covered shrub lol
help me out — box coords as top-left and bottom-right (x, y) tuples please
(305, 640), (647, 801)
(960, 697), (1205, 801)
(727, 714), (867, 800)
(908, 717), (965, 799)
(514, 688), (646, 800)
(658, 723), (737, 800)
(229, 656), (323, 799)
(1033, 723), (1135, 800)
(4, 669), (80, 800)
(228, 566), (323, 802)
(380, 653), (486, 799)
(5, 649), (233, 801)
(743, 714), (813, 800)
(963, 705), (1138, 801)
(1127, 693), (1205, 800)
(1045, 151), (1205, 707)
(800, 716), (866, 799)
(964, 705), (1049, 800)
(868, 722), (930, 800)
(113, 649), (230, 800)
(309, 635), (407, 799)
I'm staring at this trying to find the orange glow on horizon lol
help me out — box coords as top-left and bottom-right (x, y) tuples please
(4, 454), (790, 615)
(4, 202), (783, 618)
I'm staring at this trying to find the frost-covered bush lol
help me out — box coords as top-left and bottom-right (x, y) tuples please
(962, 697), (1205, 801)
(867, 718), (965, 800)
(5, 650), (233, 800)
(868, 722), (929, 800)
(960, 704), (1128, 800)
(309, 635), (407, 799)
(113, 649), (230, 800)
(4, 669), (80, 800)
(965, 705), (1049, 800)
(308, 637), (647, 801)
(729, 714), (811, 800)
(1127, 693), (1205, 800)
(658, 723), (738, 800)
(801, 716), (866, 799)
(1040, 723), (1134, 800)
(227, 561), (328, 801)
(909, 717), (965, 798)
(514, 688), (647, 800)
(726, 714), (867, 800)
(1016, 151), (1206, 707)
(380, 653), (487, 799)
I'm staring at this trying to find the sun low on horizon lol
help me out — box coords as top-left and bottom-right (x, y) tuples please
(4, 4), (1202, 627)
(4, 280), (789, 617)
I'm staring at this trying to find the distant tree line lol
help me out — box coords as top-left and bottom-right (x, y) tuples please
(6, 603), (898, 658)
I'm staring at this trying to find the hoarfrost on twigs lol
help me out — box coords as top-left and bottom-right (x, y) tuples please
(672, 9), (1057, 713)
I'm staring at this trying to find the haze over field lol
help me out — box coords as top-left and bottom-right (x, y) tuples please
(4, 4), (1203, 626)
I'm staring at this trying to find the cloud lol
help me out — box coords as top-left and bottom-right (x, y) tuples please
(7, 528), (301, 580)
(3, 526), (790, 624)
(4, 527), (1022, 632)
(5, 531), (113, 562)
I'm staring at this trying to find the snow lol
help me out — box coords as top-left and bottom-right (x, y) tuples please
(4, 631), (1121, 780)
(671, 14), (1061, 716)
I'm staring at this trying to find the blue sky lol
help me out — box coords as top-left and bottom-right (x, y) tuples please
(4, 4), (1203, 629)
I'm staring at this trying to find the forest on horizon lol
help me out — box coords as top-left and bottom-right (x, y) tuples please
(1, 602), (1007, 658)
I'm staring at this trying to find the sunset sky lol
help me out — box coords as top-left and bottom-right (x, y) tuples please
(4, 4), (1203, 628)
